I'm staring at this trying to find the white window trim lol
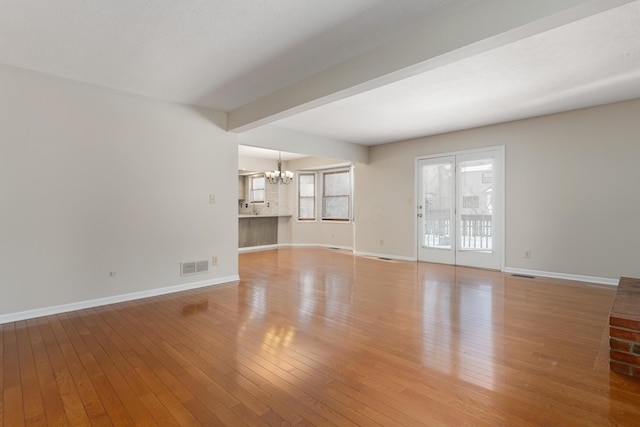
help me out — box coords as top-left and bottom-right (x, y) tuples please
(249, 174), (266, 203)
(321, 168), (352, 222)
(295, 164), (354, 224)
(297, 172), (317, 222)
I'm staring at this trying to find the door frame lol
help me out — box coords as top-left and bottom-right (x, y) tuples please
(414, 146), (505, 271)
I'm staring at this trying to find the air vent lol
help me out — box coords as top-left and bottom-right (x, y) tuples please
(195, 260), (208, 273)
(181, 260), (209, 276)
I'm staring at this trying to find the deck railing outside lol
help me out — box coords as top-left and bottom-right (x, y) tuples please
(424, 214), (492, 249)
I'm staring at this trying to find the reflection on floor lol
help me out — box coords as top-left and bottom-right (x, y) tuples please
(2, 247), (639, 426)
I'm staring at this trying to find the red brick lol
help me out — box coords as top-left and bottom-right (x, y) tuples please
(610, 338), (632, 352)
(610, 350), (640, 365)
(610, 360), (631, 375)
(632, 366), (640, 378)
(610, 327), (640, 342)
(633, 344), (640, 355)
(610, 316), (640, 330)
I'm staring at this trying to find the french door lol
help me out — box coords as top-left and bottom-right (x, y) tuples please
(417, 148), (503, 270)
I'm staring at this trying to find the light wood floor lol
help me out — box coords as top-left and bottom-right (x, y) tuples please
(2, 248), (640, 426)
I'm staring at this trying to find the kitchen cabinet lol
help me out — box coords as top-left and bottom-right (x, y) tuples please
(239, 216), (277, 247)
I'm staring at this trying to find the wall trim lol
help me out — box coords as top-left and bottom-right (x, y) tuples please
(238, 244), (281, 253)
(239, 244), (414, 261)
(355, 250), (416, 262)
(290, 243), (354, 251)
(503, 267), (618, 286)
(238, 243), (355, 252)
(0, 275), (240, 325)
(240, 245), (619, 286)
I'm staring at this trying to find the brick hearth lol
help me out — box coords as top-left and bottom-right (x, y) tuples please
(610, 277), (640, 377)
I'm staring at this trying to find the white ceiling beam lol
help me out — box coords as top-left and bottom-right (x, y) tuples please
(238, 126), (370, 164)
(227, 0), (633, 133)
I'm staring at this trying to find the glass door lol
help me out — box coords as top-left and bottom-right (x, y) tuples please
(417, 148), (503, 270)
(417, 156), (456, 265)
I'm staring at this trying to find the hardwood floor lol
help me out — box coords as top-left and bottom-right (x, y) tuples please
(2, 247), (640, 426)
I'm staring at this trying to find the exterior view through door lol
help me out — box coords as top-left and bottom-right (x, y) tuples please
(417, 147), (504, 270)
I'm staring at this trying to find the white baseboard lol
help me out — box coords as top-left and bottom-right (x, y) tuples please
(0, 275), (240, 325)
(354, 250), (416, 262)
(238, 244), (280, 253)
(503, 267), (618, 286)
(238, 243), (355, 253)
(238, 244), (411, 261)
(291, 243), (354, 251)
(239, 244), (620, 287)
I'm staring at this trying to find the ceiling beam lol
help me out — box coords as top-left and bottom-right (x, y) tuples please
(227, 0), (632, 133)
(238, 126), (370, 164)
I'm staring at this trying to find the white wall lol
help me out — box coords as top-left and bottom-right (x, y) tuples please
(0, 65), (239, 320)
(355, 98), (640, 281)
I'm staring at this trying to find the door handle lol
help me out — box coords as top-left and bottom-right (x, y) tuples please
(417, 213), (423, 218)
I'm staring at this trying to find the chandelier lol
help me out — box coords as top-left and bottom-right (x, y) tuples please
(266, 152), (294, 185)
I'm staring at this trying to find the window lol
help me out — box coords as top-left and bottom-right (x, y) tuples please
(463, 196), (479, 208)
(296, 167), (352, 222)
(322, 169), (351, 221)
(250, 175), (265, 203)
(298, 173), (315, 220)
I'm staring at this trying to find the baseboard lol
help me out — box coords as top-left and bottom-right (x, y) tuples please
(503, 267), (618, 286)
(238, 243), (355, 253)
(243, 245), (620, 286)
(0, 275), (240, 325)
(239, 245), (414, 261)
(354, 250), (416, 262)
(238, 244), (280, 253)
(283, 243), (353, 251)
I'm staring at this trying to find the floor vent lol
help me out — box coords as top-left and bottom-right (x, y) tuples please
(378, 257), (392, 261)
(512, 274), (536, 279)
(181, 260), (209, 276)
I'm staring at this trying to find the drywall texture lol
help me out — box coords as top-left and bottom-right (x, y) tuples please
(356, 98), (640, 280)
(0, 65), (239, 317)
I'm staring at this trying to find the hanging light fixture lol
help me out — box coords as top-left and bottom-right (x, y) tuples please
(266, 152), (294, 185)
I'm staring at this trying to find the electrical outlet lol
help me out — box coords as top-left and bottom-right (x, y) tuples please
(109, 271), (117, 277)
(209, 194), (216, 204)
(524, 250), (531, 259)
(212, 256), (218, 265)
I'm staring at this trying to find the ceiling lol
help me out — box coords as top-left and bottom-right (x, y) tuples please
(238, 145), (306, 161)
(1, 0), (639, 148)
(274, 1), (640, 144)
